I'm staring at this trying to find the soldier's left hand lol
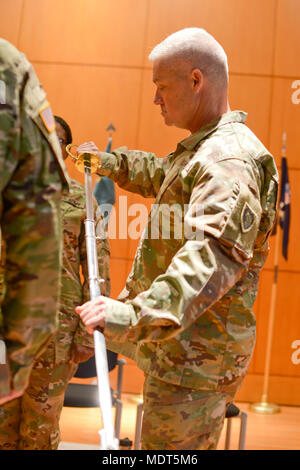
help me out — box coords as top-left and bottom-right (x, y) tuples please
(0, 389), (24, 406)
(77, 141), (102, 158)
(76, 296), (106, 332)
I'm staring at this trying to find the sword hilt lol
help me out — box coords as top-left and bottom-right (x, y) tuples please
(66, 144), (100, 174)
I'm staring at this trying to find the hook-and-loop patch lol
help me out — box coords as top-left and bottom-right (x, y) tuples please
(39, 102), (55, 133)
(241, 202), (256, 233)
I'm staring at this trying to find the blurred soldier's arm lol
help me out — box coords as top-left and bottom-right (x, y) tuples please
(71, 201), (110, 362)
(77, 157), (276, 343)
(0, 40), (69, 404)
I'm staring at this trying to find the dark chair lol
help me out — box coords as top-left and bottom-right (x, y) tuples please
(224, 403), (247, 450)
(74, 350), (118, 378)
(133, 401), (247, 450)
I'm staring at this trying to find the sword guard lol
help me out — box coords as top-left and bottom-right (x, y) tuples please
(66, 144), (100, 174)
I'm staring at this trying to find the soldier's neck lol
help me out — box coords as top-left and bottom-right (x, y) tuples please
(189, 95), (230, 135)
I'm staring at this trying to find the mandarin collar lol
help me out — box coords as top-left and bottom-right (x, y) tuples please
(178, 110), (248, 152)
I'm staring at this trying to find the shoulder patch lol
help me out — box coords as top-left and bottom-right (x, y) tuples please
(39, 102), (55, 133)
(241, 202), (256, 233)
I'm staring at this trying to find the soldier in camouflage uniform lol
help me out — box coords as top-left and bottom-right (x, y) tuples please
(77, 28), (278, 450)
(0, 116), (110, 449)
(0, 39), (69, 406)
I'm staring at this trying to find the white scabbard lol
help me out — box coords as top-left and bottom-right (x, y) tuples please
(83, 155), (119, 450)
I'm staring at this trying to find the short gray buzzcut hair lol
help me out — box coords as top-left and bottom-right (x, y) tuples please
(149, 28), (229, 87)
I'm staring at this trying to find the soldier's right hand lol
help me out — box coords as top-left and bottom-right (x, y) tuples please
(77, 141), (102, 158)
(75, 296), (106, 331)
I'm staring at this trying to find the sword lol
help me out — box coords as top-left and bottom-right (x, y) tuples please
(66, 144), (119, 450)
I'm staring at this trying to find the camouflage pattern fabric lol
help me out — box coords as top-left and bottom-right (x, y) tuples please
(0, 178), (110, 449)
(0, 39), (69, 398)
(0, 341), (77, 450)
(98, 111), (278, 393)
(141, 374), (231, 450)
(0, 234), (5, 327)
(56, 178), (110, 362)
(95, 111), (278, 448)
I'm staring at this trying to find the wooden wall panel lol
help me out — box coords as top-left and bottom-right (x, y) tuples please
(109, 258), (132, 300)
(269, 78), (300, 170)
(236, 374), (300, 406)
(33, 63), (142, 153)
(252, 270), (300, 377)
(18, 0), (148, 67)
(107, 188), (138, 262)
(229, 75), (272, 147)
(145, 0), (276, 75)
(271, 273), (300, 377)
(108, 189), (153, 262)
(0, 0), (23, 46)
(274, 0), (300, 77)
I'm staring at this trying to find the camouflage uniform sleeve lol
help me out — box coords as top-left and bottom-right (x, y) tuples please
(73, 199), (111, 347)
(103, 158), (263, 344)
(0, 40), (69, 396)
(97, 148), (169, 198)
(0, 234), (5, 328)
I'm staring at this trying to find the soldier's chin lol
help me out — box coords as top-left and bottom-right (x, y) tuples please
(162, 114), (173, 126)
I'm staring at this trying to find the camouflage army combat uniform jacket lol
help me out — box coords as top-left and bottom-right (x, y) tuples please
(97, 110), (278, 395)
(55, 178), (110, 363)
(0, 39), (69, 396)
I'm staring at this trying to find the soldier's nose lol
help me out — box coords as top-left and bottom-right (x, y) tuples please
(154, 91), (163, 105)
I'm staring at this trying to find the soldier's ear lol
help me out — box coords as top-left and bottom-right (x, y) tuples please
(191, 69), (203, 93)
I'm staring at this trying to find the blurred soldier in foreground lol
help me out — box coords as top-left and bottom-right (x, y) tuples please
(77, 28), (278, 450)
(0, 116), (110, 449)
(0, 39), (69, 406)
